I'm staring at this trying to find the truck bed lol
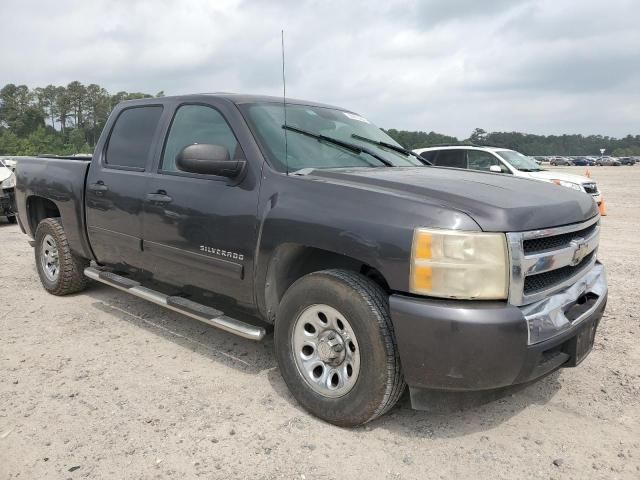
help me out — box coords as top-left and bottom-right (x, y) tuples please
(15, 156), (94, 259)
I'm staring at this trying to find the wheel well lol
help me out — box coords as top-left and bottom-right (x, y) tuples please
(264, 244), (390, 323)
(26, 196), (61, 234)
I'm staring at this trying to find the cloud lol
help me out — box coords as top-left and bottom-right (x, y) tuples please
(0, 0), (638, 138)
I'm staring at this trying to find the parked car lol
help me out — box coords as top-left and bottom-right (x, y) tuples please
(549, 157), (573, 166)
(571, 157), (596, 166)
(0, 156), (17, 171)
(0, 159), (17, 223)
(618, 157), (636, 166)
(15, 94), (607, 426)
(596, 157), (621, 166)
(413, 146), (602, 206)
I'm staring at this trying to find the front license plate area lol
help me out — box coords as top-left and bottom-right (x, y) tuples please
(564, 318), (598, 367)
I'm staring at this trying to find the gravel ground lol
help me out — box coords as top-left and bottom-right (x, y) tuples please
(1, 166), (638, 479)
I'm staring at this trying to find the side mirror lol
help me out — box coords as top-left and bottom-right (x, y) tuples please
(489, 165), (502, 173)
(176, 144), (245, 178)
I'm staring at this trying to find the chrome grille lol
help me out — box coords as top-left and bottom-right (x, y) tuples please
(524, 251), (595, 294)
(507, 216), (600, 306)
(523, 223), (598, 254)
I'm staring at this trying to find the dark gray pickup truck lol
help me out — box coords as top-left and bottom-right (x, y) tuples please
(15, 94), (607, 426)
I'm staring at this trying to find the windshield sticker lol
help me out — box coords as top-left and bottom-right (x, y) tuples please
(344, 112), (370, 123)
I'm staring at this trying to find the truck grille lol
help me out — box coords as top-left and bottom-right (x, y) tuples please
(507, 216), (600, 306)
(582, 183), (599, 195)
(523, 223), (598, 254)
(524, 251), (596, 294)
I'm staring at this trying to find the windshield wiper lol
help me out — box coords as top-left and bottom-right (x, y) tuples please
(351, 134), (432, 165)
(282, 125), (394, 167)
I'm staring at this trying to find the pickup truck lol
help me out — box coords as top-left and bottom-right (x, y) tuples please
(15, 94), (608, 426)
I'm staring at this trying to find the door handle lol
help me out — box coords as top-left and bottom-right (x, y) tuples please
(88, 181), (108, 193)
(146, 191), (173, 203)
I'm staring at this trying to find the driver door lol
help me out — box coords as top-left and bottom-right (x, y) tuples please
(141, 102), (260, 305)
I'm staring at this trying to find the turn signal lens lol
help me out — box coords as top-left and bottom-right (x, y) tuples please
(410, 228), (508, 300)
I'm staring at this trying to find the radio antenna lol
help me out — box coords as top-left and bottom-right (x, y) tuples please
(281, 29), (289, 176)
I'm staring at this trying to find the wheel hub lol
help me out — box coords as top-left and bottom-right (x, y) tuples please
(291, 304), (361, 398)
(317, 331), (346, 365)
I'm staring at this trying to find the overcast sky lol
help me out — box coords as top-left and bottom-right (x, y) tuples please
(1, 0), (638, 138)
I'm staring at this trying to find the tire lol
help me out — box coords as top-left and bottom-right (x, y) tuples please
(34, 218), (89, 295)
(7, 215), (17, 224)
(275, 269), (405, 427)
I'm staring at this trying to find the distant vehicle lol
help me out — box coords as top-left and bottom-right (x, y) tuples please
(618, 157), (636, 166)
(413, 146), (602, 206)
(549, 157), (572, 166)
(0, 156), (17, 171)
(0, 159), (17, 223)
(571, 157), (596, 166)
(596, 157), (621, 166)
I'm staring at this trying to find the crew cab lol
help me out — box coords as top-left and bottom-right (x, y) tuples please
(15, 94), (607, 426)
(414, 146), (603, 206)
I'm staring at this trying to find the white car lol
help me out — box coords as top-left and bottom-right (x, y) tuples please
(414, 146), (602, 205)
(0, 159), (17, 223)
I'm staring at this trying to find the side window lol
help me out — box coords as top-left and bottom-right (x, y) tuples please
(419, 151), (437, 163)
(161, 105), (243, 173)
(467, 150), (504, 172)
(434, 149), (466, 168)
(105, 106), (163, 169)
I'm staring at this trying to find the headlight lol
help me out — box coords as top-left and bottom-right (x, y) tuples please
(410, 228), (509, 300)
(0, 174), (16, 189)
(551, 179), (582, 191)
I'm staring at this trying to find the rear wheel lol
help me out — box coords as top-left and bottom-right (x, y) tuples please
(34, 218), (89, 295)
(275, 269), (405, 427)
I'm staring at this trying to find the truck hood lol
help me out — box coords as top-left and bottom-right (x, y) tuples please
(520, 170), (594, 185)
(306, 167), (598, 232)
(0, 166), (13, 183)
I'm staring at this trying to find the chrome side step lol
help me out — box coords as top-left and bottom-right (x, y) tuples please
(84, 267), (266, 341)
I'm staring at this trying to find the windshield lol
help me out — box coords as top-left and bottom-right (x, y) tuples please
(241, 103), (423, 171)
(495, 150), (542, 171)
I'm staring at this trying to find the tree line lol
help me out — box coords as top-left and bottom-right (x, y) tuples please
(384, 128), (640, 157)
(1, 82), (639, 157)
(0, 82), (164, 156)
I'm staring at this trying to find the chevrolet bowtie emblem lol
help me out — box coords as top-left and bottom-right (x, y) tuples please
(570, 238), (589, 266)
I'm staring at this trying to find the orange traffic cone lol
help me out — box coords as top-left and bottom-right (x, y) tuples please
(599, 199), (607, 216)
(585, 169), (591, 178)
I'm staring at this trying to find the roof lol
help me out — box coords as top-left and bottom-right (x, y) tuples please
(120, 93), (352, 112)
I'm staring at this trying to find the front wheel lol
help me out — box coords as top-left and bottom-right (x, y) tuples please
(6, 215), (17, 224)
(275, 269), (405, 427)
(34, 218), (89, 295)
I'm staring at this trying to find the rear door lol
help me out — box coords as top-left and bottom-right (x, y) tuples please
(141, 100), (261, 305)
(86, 105), (164, 271)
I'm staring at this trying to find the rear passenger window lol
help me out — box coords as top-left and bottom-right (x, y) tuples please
(434, 150), (466, 168)
(105, 106), (163, 169)
(161, 105), (243, 173)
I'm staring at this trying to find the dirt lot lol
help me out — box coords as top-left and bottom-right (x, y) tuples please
(1, 166), (638, 479)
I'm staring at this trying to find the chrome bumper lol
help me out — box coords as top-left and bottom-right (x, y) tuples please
(521, 262), (607, 345)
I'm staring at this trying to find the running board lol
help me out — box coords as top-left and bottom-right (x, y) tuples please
(84, 267), (266, 341)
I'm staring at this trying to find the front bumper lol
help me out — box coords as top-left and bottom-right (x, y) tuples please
(389, 262), (607, 396)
